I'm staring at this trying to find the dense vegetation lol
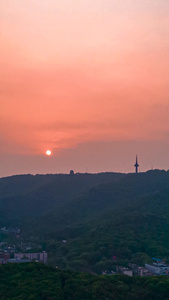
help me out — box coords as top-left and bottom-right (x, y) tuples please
(1, 170), (169, 272)
(25, 170), (169, 272)
(0, 172), (125, 226)
(1, 263), (169, 300)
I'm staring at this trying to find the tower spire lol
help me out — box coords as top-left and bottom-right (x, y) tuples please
(134, 155), (139, 173)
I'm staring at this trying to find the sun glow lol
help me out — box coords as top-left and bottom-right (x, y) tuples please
(46, 150), (52, 156)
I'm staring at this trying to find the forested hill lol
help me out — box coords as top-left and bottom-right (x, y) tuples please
(1, 263), (169, 300)
(2, 170), (169, 273)
(0, 172), (125, 226)
(1, 170), (169, 228)
(25, 169), (169, 234)
(23, 170), (169, 272)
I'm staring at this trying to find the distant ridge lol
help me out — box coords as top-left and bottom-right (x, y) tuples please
(1, 170), (169, 272)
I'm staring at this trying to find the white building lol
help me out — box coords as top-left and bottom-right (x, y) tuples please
(145, 263), (169, 275)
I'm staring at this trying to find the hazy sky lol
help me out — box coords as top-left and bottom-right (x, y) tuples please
(1, 0), (169, 177)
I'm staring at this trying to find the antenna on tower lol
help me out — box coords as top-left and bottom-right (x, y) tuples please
(134, 155), (139, 173)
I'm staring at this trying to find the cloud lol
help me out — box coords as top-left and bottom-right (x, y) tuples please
(1, 0), (169, 175)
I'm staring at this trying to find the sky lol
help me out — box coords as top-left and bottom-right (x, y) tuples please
(1, 0), (169, 177)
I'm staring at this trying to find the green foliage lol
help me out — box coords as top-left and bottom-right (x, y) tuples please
(1, 263), (169, 299)
(25, 170), (169, 272)
(0, 173), (124, 226)
(2, 171), (169, 272)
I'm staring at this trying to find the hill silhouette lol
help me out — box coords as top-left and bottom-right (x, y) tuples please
(1, 170), (169, 272)
(0, 172), (125, 226)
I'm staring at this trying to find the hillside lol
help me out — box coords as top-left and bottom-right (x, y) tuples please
(22, 170), (169, 272)
(1, 170), (169, 273)
(0, 172), (125, 226)
(0, 263), (169, 300)
(28, 169), (169, 233)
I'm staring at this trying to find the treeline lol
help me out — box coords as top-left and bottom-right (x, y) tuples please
(0, 172), (125, 226)
(0, 263), (169, 300)
(25, 171), (169, 272)
(2, 171), (169, 272)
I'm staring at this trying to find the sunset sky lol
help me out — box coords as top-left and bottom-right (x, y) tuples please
(1, 0), (169, 177)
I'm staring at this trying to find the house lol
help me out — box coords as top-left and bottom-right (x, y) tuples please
(145, 263), (169, 275)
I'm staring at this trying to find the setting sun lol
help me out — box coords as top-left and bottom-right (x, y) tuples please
(1, 0), (169, 176)
(46, 150), (52, 156)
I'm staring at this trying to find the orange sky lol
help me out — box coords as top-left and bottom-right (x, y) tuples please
(1, 0), (169, 176)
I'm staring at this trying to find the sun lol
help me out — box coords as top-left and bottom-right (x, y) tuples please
(46, 150), (52, 156)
